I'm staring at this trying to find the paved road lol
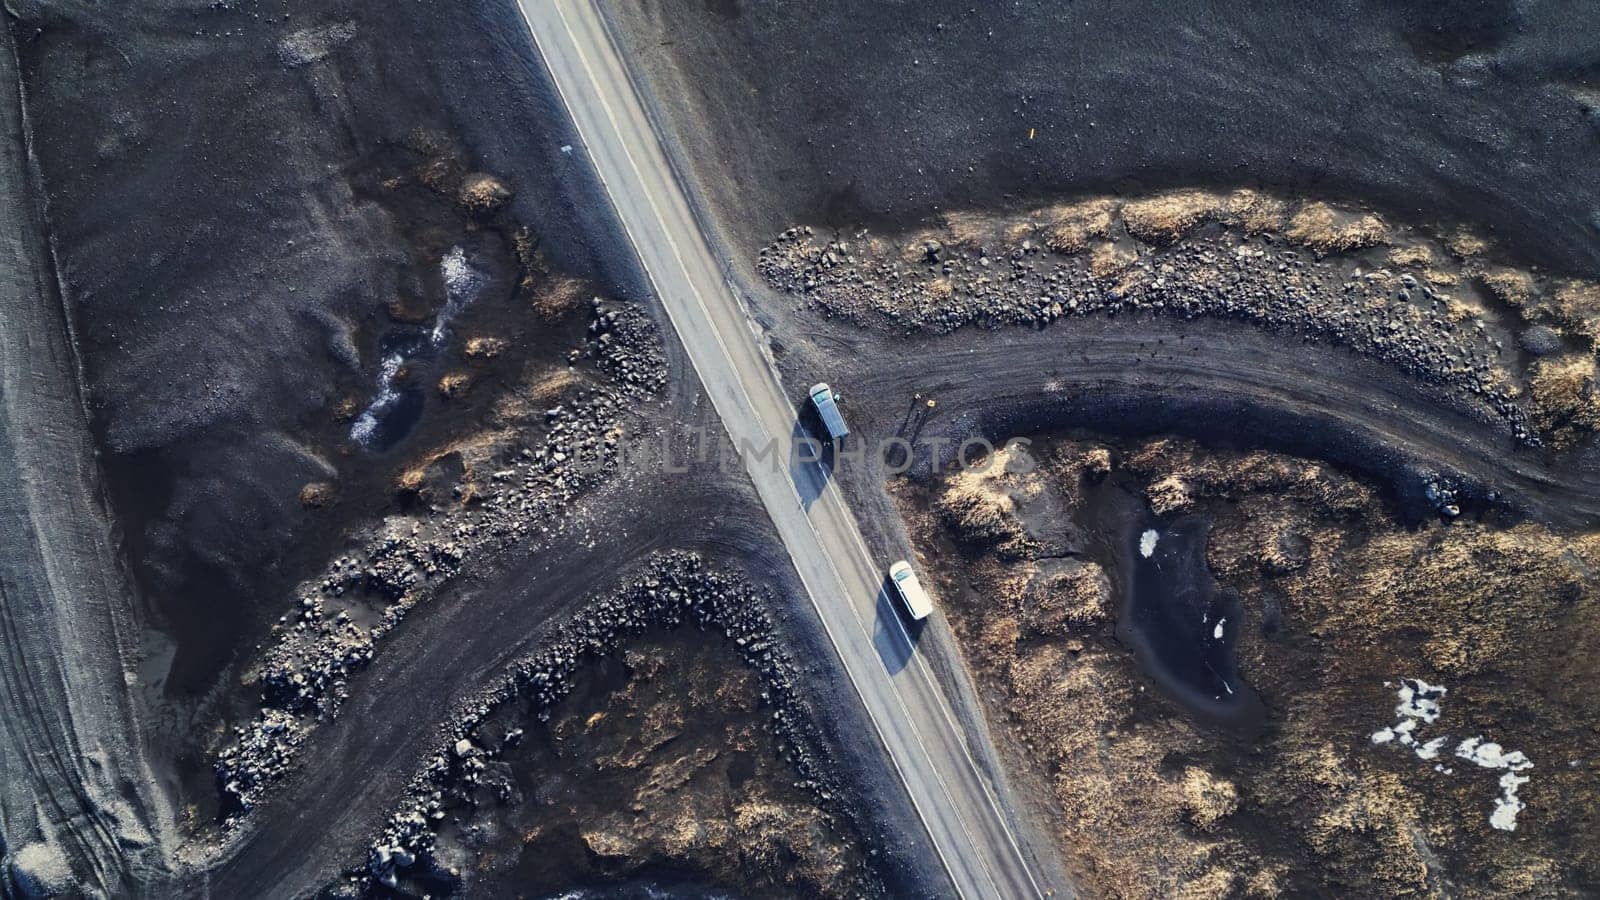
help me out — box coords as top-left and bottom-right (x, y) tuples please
(514, 2), (1050, 897)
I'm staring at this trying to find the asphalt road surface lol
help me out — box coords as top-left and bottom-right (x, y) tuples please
(515, 1), (1052, 897)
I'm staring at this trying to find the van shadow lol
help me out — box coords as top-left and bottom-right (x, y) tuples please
(872, 577), (926, 675)
(789, 419), (837, 510)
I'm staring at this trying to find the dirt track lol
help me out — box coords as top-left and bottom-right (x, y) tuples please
(194, 477), (732, 896)
(773, 310), (1600, 531)
(0, 25), (171, 897)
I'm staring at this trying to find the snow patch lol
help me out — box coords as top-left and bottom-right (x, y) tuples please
(10, 841), (73, 897)
(432, 246), (482, 346)
(1415, 736), (1449, 760)
(1456, 736), (1534, 832)
(1139, 528), (1159, 558)
(1370, 681), (1449, 759)
(1368, 679), (1534, 832)
(350, 352), (405, 447)
(1396, 678), (1446, 724)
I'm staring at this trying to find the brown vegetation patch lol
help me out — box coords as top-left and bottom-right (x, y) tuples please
(457, 172), (511, 219)
(1122, 190), (1227, 244)
(298, 481), (336, 509)
(455, 635), (880, 897)
(1528, 353), (1600, 448)
(1284, 202), (1388, 255)
(1043, 197), (1118, 254)
(895, 434), (1600, 897)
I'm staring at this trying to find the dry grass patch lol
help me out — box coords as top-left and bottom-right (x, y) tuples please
(1222, 189), (1289, 233)
(1477, 267), (1539, 309)
(532, 276), (586, 320)
(1386, 244), (1434, 268)
(1445, 227), (1492, 259)
(943, 210), (1000, 249)
(1042, 197), (1118, 253)
(1551, 279), (1600, 342)
(1529, 353), (1600, 447)
(1088, 241), (1138, 281)
(1123, 189), (1227, 244)
(1285, 202), (1388, 255)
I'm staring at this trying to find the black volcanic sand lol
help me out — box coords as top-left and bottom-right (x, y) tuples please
(9, 0), (639, 695)
(7, 0), (643, 800)
(610, 0), (1600, 277)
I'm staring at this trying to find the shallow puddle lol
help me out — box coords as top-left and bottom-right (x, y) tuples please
(1080, 475), (1265, 733)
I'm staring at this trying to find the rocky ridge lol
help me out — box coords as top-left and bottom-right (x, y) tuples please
(760, 191), (1600, 448)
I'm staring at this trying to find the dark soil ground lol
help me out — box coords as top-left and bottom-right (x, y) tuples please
(612, 0), (1600, 279)
(9, 0), (631, 704)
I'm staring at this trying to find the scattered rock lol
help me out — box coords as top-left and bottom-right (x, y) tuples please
(344, 553), (873, 897)
(1518, 324), (1562, 357)
(759, 193), (1539, 444)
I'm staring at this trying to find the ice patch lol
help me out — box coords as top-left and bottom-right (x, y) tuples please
(346, 244), (477, 450)
(1139, 528), (1159, 558)
(432, 246), (482, 346)
(350, 352), (405, 447)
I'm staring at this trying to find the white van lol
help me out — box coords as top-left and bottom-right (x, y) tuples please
(888, 560), (934, 620)
(808, 382), (849, 441)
